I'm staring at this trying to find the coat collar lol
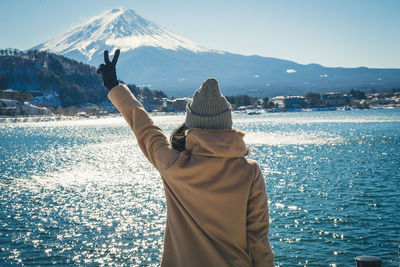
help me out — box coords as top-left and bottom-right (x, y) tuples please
(185, 129), (247, 158)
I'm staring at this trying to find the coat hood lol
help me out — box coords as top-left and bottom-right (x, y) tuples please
(185, 129), (247, 158)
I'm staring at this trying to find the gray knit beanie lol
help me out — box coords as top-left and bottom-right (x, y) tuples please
(185, 78), (232, 130)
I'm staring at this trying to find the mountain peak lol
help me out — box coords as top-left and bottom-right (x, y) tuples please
(33, 7), (212, 62)
(110, 7), (128, 13)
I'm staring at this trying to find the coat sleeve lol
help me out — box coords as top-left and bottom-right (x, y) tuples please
(108, 84), (180, 172)
(247, 165), (274, 267)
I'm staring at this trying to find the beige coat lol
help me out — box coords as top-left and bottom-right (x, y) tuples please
(109, 84), (274, 267)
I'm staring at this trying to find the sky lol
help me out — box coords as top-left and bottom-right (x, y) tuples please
(0, 0), (399, 68)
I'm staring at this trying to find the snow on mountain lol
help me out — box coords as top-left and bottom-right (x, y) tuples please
(34, 8), (214, 62)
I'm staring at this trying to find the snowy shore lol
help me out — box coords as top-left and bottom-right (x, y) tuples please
(0, 115), (77, 123)
(1, 106), (398, 124)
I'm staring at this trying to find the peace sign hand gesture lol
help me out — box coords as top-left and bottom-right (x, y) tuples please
(97, 49), (120, 91)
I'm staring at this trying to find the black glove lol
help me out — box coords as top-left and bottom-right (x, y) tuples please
(97, 49), (120, 91)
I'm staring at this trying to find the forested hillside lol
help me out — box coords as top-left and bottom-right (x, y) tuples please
(0, 48), (107, 107)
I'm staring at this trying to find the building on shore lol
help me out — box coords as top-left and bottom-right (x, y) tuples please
(321, 92), (353, 107)
(0, 99), (51, 116)
(0, 89), (51, 116)
(173, 98), (189, 112)
(23, 102), (52, 115)
(163, 99), (174, 112)
(0, 89), (40, 102)
(142, 98), (163, 112)
(162, 98), (190, 112)
(0, 89), (16, 100)
(272, 95), (306, 109)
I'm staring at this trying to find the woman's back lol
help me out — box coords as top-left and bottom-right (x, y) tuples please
(161, 129), (268, 266)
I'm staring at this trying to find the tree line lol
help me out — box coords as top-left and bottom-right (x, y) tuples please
(226, 89), (380, 109)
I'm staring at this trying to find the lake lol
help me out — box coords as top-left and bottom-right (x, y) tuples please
(1, 109), (399, 266)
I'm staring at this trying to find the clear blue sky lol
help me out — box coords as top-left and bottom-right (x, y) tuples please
(1, 0), (399, 68)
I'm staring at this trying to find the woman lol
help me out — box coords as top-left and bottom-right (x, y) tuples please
(97, 49), (274, 267)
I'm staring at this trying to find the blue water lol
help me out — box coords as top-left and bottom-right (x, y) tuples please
(1, 109), (399, 266)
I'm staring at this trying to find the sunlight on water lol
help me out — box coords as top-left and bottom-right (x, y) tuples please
(1, 109), (400, 265)
(243, 131), (344, 145)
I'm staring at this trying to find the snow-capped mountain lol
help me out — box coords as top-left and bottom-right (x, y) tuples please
(34, 8), (213, 63)
(33, 8), (400, 96)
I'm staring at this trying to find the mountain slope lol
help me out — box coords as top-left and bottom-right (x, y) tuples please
(33, 8), (400, 96)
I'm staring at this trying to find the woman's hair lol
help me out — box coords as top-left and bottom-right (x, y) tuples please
(170, 123), (188, 152)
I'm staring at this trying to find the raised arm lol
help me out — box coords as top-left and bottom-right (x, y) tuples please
(97, 49), (180, 171)
(247, 165), (274, 267)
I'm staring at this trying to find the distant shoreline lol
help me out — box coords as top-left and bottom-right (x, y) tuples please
(0, 115), (77, 124)
(0, 106), (398, 124)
